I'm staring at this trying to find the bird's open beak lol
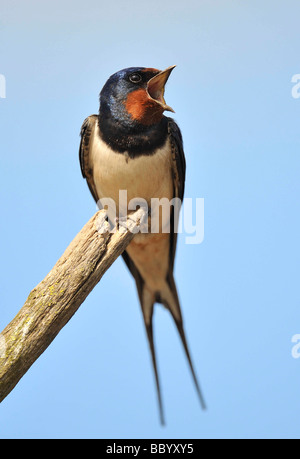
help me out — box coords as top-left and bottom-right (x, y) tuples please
(146, 65), (176, 113)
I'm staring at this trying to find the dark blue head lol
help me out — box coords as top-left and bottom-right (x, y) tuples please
(99, 66), (175, 127)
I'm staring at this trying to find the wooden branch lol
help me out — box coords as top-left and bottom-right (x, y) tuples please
(0, 208), (146, 403)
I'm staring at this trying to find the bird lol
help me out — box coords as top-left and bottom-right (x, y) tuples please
(79, 65), (206, 424)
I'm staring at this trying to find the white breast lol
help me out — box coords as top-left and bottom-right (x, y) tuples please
(90, 123), (173, 212)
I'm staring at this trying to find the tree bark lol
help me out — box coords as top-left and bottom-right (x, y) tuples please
(0, 208), (146, 403)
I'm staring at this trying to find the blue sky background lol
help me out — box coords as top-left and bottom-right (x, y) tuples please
(0, 0), (299, 439)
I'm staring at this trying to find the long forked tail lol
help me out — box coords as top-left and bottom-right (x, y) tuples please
(172, 317), (206, 410)
(166, 272), (207, 411)
(141, 288), (165, 425)
(141, 277), (206, 425)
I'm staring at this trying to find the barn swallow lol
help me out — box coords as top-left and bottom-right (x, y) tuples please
(79, 66), (206, 424)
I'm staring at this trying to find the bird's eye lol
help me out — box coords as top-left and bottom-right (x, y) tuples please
(129, 73), (142, 83)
